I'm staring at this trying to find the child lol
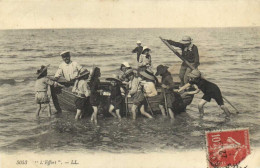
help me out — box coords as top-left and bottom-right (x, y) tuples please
(178, 69), (230, 118)
(89, 67), (102, 124)
(139, 69), (158, 97)
(138, 46), (152, 71)
(119, 62), (133, 82)
(72, 69), (91, 120)
(35, 65), (63, 117)
(155, 65), (176, 119)
(126, 69), (154, 120)
(106, 75), (124, 120)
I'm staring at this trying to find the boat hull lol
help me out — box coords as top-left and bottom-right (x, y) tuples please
(50, 82), (194, 117)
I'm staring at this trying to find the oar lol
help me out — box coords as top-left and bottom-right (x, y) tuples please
(162, 88), (169, 117)
(223, 97), (239, 114)
(159, 36), (239, 114)
(125, 93), (129, 117)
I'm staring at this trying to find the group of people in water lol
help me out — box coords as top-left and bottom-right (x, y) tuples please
(35, 36), (231, 123)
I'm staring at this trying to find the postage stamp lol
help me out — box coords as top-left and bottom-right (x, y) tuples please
(206, 128), (250, 168)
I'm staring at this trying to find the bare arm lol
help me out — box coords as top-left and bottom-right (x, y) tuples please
(178, 83), (191, 92)
(54, 67), (63, 79)
(185, 85), (200, 95)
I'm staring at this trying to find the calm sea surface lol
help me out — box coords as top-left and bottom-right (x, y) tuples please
(0, 28), (259, 153)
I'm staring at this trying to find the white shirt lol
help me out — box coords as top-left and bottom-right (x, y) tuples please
(54, 61), (82, 81)
(138, 54), (151, 67)
(141, 81), (157, 97)
(72, 79), (91, 97)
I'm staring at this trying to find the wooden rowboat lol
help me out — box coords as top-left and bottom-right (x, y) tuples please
(50, 81), (194, 117)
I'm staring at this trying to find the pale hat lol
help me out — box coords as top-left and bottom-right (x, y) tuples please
(180, 36), (192, 44)
(60, 51), (70, 57)
(141, 46), (151, 54)
(75, 69), (90, 79)
(187, 69), (201, 78)
(136, 40), (142, 44)
(121, 62), (131, 68)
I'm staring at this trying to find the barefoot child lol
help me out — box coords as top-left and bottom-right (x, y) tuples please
(178, 69), (230, 118)
(89, 67), (102, 124)
(155, 65), (176, 119)
(126, 69), (154, 120)
(72, 69), (91, 120)
(106, 75), (124, 120)
(35, 65), (63, 117)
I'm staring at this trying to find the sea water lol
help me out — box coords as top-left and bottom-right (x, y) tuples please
(0, 28), (259, 153)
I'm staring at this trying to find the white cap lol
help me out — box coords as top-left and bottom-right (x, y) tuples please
(136, 40), (142, 44)
(122, 62), (130, 68)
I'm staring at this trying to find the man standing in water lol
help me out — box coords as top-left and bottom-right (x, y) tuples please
(54, 51), (83, 82)
(165, 36), (200, 86)
(132, 40), (143, 62)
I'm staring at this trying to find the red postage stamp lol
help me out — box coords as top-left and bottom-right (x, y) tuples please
(206, 128), (250, 168)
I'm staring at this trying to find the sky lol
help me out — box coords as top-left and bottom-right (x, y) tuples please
(0, 0), (259, 29)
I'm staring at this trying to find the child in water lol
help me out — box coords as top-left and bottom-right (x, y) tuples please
(178, 69), (230, 118)
(89, 67), (102, 124)
(106, 75), (124, 120)
(35, 65), (63, 117)
(72, 69), (91, 120)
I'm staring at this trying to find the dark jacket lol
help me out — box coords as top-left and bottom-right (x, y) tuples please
(132, 46), (143, 62)
(167, 40), (200, 67)
(161, 71), (175, 93)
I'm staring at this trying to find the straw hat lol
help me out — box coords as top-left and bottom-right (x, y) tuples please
(136, 40), (142, 44)
(60, 51), (70, 57)
(106, 74), (122, 84)
(139, 69), (155, 81)
(36, 64), (50, 79)
(155, 65), (169, 76)
(75, 69), (90, 79)
(141, 46), (151, 54)
(187, 69), (201, 78)
(120, 62), (131, 70)
(180, 36), (192, 44)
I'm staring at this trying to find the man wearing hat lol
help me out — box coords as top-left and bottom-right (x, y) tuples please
(165, 36), (200, 86)
(178, 69), (230, 118)
(132, 40), (143, 62)
(155, 65), (177, 118)
(54, 51), (83, 82)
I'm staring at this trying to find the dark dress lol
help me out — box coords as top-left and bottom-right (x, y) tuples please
(189, 78), (224, 105)
(159, 72), (185, 113)
(89, 78), (101, 106)
(132, 46), (143, 62)
(110, 85), (123, 110)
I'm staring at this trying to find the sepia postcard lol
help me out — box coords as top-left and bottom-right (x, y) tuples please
(0, 0), (259, 167)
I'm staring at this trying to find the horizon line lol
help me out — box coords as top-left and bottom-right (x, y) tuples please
(1, 26), (259, 31)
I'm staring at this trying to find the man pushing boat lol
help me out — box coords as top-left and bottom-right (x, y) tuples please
(54, 51), (83, 83)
